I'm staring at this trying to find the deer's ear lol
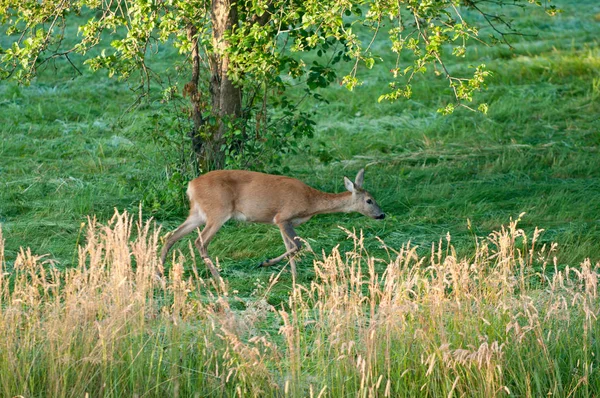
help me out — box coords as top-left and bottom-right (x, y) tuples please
(344, 176), (355, 193)
(355, 169), (365, 188)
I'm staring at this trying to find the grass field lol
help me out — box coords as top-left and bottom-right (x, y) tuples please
(1, 0), (600, 396)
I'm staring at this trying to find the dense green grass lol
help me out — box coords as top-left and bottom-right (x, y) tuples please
(1, 0), (599, 300)
(1, 1), (600, 396)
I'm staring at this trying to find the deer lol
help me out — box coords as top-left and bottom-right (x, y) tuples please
(160, 168), (385, 280)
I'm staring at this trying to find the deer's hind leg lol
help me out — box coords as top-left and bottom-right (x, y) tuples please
(193, 216), (228, 281)
(160, 211), (206, 275)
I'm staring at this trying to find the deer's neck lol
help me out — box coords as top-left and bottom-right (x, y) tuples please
(310, 190), (353, 215)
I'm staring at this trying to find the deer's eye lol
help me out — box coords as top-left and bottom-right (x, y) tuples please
(366, 199), (373, 205)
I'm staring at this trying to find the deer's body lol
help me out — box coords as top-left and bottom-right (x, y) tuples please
(160, 169), (384, 279)
(188, 170), (357, 225)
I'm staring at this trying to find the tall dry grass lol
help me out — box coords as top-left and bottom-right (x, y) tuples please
(0, 211), (598, 397)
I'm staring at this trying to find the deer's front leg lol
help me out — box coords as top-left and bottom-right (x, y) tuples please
(258, 222), (301, 275)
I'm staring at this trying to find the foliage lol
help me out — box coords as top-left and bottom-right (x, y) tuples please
(0, 0), (558, 99)
(1, 0), (559, 169)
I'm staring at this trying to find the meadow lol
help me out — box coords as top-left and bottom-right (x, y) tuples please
(1, 0), (600, 396)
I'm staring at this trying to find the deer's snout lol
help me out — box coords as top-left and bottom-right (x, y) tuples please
(375, 213), (386, 220)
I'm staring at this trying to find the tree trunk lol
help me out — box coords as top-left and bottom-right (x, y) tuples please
(210, 0), (242, 168)
(185, 0), (242, 171)
(185, 25), (204, 158)
(207, 0), (242, 170)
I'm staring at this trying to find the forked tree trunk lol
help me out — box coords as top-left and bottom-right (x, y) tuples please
(185, 0), (242, 171)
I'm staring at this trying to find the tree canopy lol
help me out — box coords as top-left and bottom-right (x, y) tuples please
(0, 0), (558, 169)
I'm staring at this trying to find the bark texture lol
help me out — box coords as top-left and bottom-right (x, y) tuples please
(185, 25), (205, 157)
(208, 0), (242, 169)
(185, 0), (242, 170)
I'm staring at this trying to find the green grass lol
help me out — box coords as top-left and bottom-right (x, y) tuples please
(1, 1), (599, 293)
(1, 1), (600, 395)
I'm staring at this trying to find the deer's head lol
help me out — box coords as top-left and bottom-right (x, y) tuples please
(344, 169), (385, 220)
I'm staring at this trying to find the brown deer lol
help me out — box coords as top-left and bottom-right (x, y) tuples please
(160, 169), (385, 279)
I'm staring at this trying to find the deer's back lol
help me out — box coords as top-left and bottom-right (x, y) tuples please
(188, 170), (315, 223)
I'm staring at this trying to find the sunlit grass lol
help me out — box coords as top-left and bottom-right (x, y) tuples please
(0, 211), (598, 396)
(1, 0), (599, 274)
